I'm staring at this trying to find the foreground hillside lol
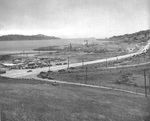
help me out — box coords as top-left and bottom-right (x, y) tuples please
(0, 77), (149, 121)
(108, 29), (150, 44)
(0, 34), (60, 41)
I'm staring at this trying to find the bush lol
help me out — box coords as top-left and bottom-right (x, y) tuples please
(37, 72), (47, 78)
(37, 71), (54, 80)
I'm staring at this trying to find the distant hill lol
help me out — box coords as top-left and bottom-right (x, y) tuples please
(108, 29), (150, 43)
(0, 34), (60, 41)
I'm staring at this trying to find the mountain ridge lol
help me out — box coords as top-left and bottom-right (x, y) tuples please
(0, 34), (60, 41)
(108, 29), (150, 43)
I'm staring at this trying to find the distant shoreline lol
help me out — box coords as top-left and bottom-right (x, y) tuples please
(0, 39), (61, 41)
(0, 34), (61, 41)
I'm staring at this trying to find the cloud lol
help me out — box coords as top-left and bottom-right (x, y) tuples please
(0, 0), (149, 37)
(0, 24), (4, 30)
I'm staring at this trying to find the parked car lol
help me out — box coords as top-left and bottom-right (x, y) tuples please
(39, 72), (47, 79)
(69, 67), (75, 69)
(56, 63), (62, 65)
(47, 70), (53, 73)
(58, 69), (66, 73)
(0, 70), (6, 74)
(63, 62), (67, 65)
(52, 81), (59, 86)
(27, 70), (32, 72)
(48, 76), (54, 80)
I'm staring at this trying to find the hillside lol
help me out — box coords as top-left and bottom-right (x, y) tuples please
(108, 29), (150, 43)
(0, 34), (60, 41)
(0, 76), (149, 121)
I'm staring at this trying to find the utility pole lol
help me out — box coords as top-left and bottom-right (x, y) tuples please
(149, 74), (150, 93)
(130, 55), (131, 60)
(70, 43), (72, 51)
(86, 40), (88, 47)
(144, 70), (147, 97)
(48, 60), (51, 71)
(20, 52), (21, 58)
(0, 104), (3, 121)
(68, 56), (69, 69)
(145, 53), (147, 62)
(85, 66), (88, 84)
(116, 56), (119, 69)
(23, 51), (24, 58)
(0, 104), (1, 121)
(106, 58), (107, 68)
(105, 43), (107, 50)
(144, 53), (146, 62)
(82, 60), (84, 70)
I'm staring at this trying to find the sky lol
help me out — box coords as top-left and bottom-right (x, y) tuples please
(0, 0), (149, 38)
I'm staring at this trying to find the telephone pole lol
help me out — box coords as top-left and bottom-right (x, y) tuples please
(70, 43), (72, 51)
(0, 104), (3, 121)
(48, 60), (51, 71)
(82, 60), (84, 70)
(149, 74), (150, 93)
(106, 58), (107, 68)
(68, 56), (70, 69)
(144, 70), (147, 97)
(0, 104), (1, 121)
(85, 66), (88, 84)
(22, 51), (25, 58)
(117, 56), (119, 69)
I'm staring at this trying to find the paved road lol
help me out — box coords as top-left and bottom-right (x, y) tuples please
(2, 40), (150, 78)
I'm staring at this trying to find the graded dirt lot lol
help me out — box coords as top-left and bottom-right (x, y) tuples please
(0, 76), (149, 121)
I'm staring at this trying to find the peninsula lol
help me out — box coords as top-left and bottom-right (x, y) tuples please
(0, 34), (60, 41)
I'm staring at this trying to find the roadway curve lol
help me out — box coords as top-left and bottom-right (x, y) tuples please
(1, 40), (150, 78)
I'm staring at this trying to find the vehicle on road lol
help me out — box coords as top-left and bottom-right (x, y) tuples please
(48, 76), (54, 80)
(27, 70), (32, 72)
(0, 70), (6, 74)
(52, 81), (59, 86)
(63, 62), (67, 65)
(56, 63), (62, 65)
(47, 70), (53, 73)
(58, 69), (66, 73)
(69, 67), (75, 69)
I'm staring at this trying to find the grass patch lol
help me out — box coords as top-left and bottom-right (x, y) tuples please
(49, 64), (150, 94)
(0, 77), (149, 121)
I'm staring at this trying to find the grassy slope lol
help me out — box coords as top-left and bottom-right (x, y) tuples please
(49, 63), (150, 94)
(0, 77), (149, 121)
(108, 29), (150, 44)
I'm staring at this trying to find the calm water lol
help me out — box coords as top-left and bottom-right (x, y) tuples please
(0, 39), (108, 55)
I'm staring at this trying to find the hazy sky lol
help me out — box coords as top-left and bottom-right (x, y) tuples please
(0, 0), (149, 38)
